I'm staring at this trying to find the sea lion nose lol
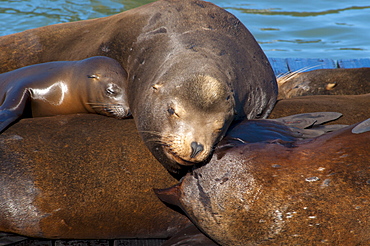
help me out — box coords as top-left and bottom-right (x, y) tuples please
(190, 141), (204, 158)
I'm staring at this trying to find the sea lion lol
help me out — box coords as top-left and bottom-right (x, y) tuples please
(0, 0), (277, 175)
(156, 119), (370, 245)
(277, 67), (370, 99)
(0, 56), (130, 133)
(270, 93), (370, 125)
(0, 112), (343, 243)
(0, 114), (190, 239)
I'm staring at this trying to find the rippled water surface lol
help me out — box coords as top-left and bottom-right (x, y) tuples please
(0, 0), (369, 59)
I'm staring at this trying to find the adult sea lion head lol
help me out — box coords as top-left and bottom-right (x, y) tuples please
(77, 56), (130, 119)
(137, 69), (235, 176)
(124, 0), (277, 176)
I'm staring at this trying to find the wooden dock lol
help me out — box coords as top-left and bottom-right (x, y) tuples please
(2, 57), (369, 246)
(268, 57), (370, 75)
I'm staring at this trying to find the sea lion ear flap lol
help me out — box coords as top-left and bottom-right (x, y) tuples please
(153, 183), (182, 208)
(152, 83), (163, 92)
(87, 74), (100, 80)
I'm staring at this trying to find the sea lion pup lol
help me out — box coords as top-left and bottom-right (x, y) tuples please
(156, 119), (370, 245)
(277, 67), (370, 99)
(0, 0), (277, 176)
(0, 56), (130, 133)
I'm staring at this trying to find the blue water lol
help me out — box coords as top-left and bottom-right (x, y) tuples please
(0, 0), (369, 59)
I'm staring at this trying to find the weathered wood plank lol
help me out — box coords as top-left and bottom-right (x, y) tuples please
(0, 232), (27, 246)
(337, 58), (370, 68)
(9, 239), (52, 246)
(268, 58), (289, 76)
(114, 239), (166, 246)
(7, 239), (167, 246)
(54, 240), (109, 246)
(286, 58), (337, 72)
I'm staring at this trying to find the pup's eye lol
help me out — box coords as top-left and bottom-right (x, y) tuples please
(88, 74), (99, 79)
(167, 107), (179, 117)
(106, 88), (115, 95)
(168, 107), (175, 115)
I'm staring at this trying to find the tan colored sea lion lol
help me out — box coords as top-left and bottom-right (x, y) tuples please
(156, 119), (370, 245)
(0, 114), (190, 239)
(0, 56), (130, 133)
(277, 67), (370, 99)
(0, 0), (277, 176)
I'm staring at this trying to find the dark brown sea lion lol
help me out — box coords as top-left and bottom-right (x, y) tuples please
(156, 119), (370, 245)
(277, 67), (370, 99)
(0, 56), (130, 133)
(0, 112), (342, 244)
(0, 114), (190, 239)
(0, 0), (277, 175)
(270, 93), (370, 125)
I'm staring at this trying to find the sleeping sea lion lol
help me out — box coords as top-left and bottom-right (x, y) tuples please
(0, 112), (345, 243)
(0, 56), (130, 133)
(0, 0), (277, 176)
(156, 119), (370, 245)
(0, 114), (189, 239)
(277, 67), (370, 99)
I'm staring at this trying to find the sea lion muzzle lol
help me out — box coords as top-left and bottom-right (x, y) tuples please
(190, 141), (204, 158)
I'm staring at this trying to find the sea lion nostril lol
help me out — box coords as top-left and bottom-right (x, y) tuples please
(190, 142), (204, 158)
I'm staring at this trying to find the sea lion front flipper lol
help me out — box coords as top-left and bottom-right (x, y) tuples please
(0, 111), (21, 133)
(352, 118), (370, 134)
(0, 90), (30, 133)
(270, 112), (347, 139)
(155, 186), (219, 245)
(272, 112), (343, 128)
(154, 184), (182, 208)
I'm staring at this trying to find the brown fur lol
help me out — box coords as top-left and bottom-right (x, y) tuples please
(158, 121), (370, 245)
(278, 68), (370, 99)
(0, 114), (189, 239)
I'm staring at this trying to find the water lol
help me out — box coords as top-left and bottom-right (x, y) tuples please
(0, 0), (369, 59)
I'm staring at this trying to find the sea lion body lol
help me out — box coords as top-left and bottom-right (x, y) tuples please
(0, 56), (130, 132)
(0, 110), (364, 242)
(0, 115), (190, 239)
(157, 120), (370, 245)
(278, 67), (370, 99)
(0, 112), (345, 242)
(0, 0), (277, 174)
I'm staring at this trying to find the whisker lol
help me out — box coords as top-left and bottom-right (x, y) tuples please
(277, 65), (320, 85)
